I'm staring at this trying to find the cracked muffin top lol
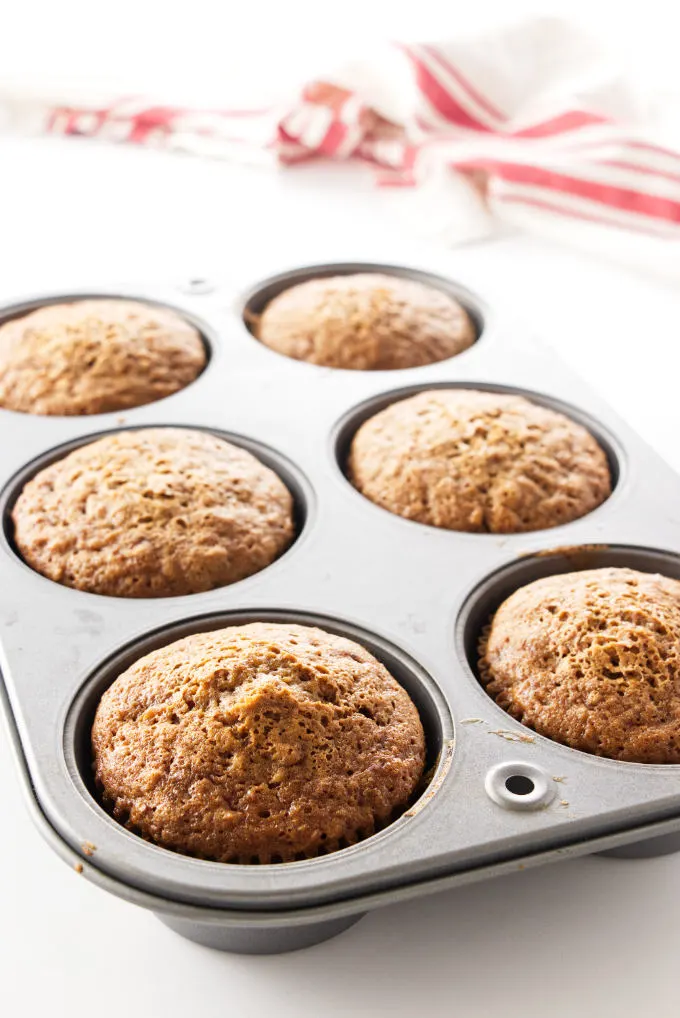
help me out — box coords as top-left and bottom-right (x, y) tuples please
(92, 622), (426, 863)
(253, 273), (476, 370)
(479, 567), (680, 763)
(11, 427), (294, 597)
(0, 299), (206, 415)
(348, 389), (611, 533)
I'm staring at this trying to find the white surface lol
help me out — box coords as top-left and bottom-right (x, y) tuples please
(1, 135), (680, 1016)
(3, 0), (680, 99)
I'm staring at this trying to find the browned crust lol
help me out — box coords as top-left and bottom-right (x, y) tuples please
(479, 567), (680, 763)
(255, 274), (476, 370)
(92, 623), (426, 863)
(0, 299), (206, 415)
(348, 389), (611, 533)
(12, 428), (294, 597)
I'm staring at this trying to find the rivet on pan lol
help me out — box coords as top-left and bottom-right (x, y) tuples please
(484, 761), (555, 811)
(178, 278), (216, 295)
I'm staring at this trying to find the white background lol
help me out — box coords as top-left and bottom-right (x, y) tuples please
(2, 0), (680, 101)
(2, 2), (680, 1015)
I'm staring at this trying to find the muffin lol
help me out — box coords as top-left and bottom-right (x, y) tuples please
(253, 273), (475, 370)
(348, 389), (611, 533)
(11, 428), (294, 597)
(0, 299), (206, 415)
(480, 567), (680, 763)
(92, 622), (426, 863)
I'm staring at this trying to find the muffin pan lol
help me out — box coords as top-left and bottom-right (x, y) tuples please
(2, 264), (680, 955)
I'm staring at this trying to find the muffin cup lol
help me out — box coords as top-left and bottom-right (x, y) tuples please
(0, 291), (214, 415)
(458, 544), (680, 672)
(242, 261), (485, 369)
(333, 380), (621, 533)
(458, 543), (680, 858)
(2, 424), (311, 595)
(66, 609), (451, 863)
(2, 272), (680, 954)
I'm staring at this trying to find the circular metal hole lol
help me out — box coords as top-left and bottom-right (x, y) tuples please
(0, 425), (312, 598)
(0, 292), (214, 415)
(241, 262), (485, 369)
(505, 774), (535, 796)
(485, 762), (554, 811)
(459, 544), (680, 765)
(332, 382), (621, 532)
(64, 609), (454, 867)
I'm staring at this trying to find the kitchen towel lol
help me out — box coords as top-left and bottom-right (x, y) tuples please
(3, 17), (679, 275)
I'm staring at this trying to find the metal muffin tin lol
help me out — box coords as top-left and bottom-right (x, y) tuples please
(2, 261), (680, 955)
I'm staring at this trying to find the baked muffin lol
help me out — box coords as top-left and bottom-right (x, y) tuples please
(253, 273), (475, 370)
(11, 428), (294, 597)
(348, 389), (611, 533)
(0, 299), (205, 415)
(480, 567), (680, 763)
(92, 622), (426, 863)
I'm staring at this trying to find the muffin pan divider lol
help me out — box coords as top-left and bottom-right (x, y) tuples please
(2, 265), (680, 953)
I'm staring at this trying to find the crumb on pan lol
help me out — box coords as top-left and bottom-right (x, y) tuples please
(487, 729), (536, 744)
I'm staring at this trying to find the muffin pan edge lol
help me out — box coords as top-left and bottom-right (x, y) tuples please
(2, 269), (680, 954)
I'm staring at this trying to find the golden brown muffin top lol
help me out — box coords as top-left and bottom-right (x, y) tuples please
(480, 567), (680, 763)
(254, 273), (475, 370)
(11, 428), (294, 598)
(348, 389), (611, 533)
(0, 299), (206, 415)
(92, 622), (426, 863)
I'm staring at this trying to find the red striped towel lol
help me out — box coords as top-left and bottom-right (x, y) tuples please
(6, 19), (680, 272)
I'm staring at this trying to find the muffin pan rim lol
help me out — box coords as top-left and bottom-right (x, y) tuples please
(240, 260), (487, 373)
(331, 378), (623, 537)
(8, 668), (680, 934)
(0, 290), (216, 419)
(0, 422), (315, 601)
